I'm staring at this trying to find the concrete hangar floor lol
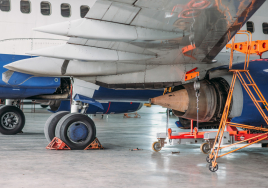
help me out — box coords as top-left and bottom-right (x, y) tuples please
(0, 105), (267, 188)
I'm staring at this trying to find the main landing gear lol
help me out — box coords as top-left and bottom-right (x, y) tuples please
(55, 113), (96, 150)
(44, 101), (97, 150)
(0, 99), (25, 135)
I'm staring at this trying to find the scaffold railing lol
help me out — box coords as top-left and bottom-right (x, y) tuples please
(207, 30), (268, 172)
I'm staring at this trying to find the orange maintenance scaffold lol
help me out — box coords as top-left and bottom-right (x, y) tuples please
(207, 30), (268, 172)
(226, 39), (268, 58)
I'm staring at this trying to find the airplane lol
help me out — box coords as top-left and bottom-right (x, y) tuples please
(2, 0), (268, 150)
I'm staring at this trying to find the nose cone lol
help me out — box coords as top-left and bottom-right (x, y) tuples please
(150, 89), (189, 112)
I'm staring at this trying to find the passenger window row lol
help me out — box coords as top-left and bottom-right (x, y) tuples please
(246, 21), (268, 35)
(0, 0), (90, 18)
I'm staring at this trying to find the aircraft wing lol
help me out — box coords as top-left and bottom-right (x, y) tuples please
(4, 0), (266, 89)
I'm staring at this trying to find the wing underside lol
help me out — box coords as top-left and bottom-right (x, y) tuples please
(4, 0), (266, 88)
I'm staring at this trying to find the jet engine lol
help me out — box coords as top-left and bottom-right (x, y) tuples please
(150, 68), (245, 128)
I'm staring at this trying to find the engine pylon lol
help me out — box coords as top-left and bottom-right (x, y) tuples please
(150, 89), (189, 112)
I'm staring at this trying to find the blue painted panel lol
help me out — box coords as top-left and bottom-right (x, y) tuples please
(231, 59), (268, 127)
(52, 100), (142, 114)
(93, 87), (163, 102)
(73, 94), (104, 110)
(0, 54), (33, 87)
(0, 87), (56, 99)
(6, 71), (60, 89)
(0, 53), (60, 98)
(0, 53), (60, 88)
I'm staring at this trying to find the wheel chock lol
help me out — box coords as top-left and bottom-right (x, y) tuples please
(46, 137), (71, 150)
(123, 112), (141, 118)
(129, 148), (143, 151)
(46, 137), (104, 150)
(84, 137), (104, 150)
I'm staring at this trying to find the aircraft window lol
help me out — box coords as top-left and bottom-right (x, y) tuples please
(80, 5), (89, 18)
(61, 3), (71, 17)
(21, 0), (31, 14)
(41, 2), (51, 15)
(0, 0), (10, 12)
(246, 21), (254, 33)
(263, 23), (268, 34)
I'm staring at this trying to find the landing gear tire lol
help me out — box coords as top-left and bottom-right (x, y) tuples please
(0, 105), (25, 135)
(55, 113), (96, 150)
(44, 111), (69, 142)
(200, 142), (211, 154)
(152, 141), (162, 152)
(209, 163), (218, 172)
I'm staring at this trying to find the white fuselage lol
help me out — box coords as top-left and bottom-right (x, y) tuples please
(0, 0), (96, 55)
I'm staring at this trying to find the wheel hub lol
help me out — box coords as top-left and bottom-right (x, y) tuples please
(67, 122), (89, 143)
(1, 112), (19, 130)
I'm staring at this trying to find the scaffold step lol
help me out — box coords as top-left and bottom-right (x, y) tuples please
(228, 122), (268, 132)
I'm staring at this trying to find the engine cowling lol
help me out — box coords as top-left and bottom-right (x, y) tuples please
(151, 78), (229, 122)
(172, 78), (230, 122)
(150, 69), (245, 128)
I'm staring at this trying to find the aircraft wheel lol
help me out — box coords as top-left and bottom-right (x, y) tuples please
(209, 163), (218, 172)
(55, 113), (96, 150)
(200, 142), (211, 154)
(152, 141), (162, 152)
(44, 111), (69, 142)
(0, 105), (25, 135)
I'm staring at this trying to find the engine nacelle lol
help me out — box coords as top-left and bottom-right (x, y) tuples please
(150, 68), (245, 128)
(172, 78), (229, 122)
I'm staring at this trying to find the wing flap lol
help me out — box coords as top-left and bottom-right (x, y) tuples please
(86, 0), (141, 24)
(27, 44), (156, 62)
(35, 19), (182, 42)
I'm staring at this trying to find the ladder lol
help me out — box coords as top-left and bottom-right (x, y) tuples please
(208, 30), (268, 172)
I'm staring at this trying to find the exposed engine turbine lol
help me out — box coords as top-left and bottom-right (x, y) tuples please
(150, 70), (244, 129)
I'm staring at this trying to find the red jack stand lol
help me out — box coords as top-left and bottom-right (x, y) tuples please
(84, 138), (104, 150)
(46, 137), (71, 150)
